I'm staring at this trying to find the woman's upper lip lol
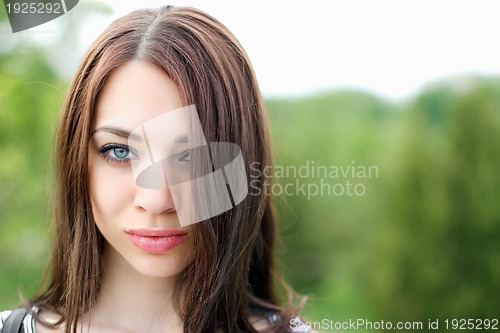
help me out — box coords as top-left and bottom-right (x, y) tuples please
(125, 228), (188, 237)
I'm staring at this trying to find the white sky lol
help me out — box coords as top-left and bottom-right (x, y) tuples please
(7, 0), (500, 100)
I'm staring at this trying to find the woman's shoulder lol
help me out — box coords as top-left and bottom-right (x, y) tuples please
(0, 309), (13, 329)
(1, 306), (63, 333)
(0, 308), (32, 332)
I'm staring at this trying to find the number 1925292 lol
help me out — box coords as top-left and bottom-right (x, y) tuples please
(444, 318), (498, 330)
(5, 2), (62, 14)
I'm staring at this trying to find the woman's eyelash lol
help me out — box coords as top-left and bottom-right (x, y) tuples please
(97, 143), (128, 154)
(178, 149), (191, 163)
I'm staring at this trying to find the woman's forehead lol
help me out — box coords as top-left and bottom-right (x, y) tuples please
(94, 60), (183, 130)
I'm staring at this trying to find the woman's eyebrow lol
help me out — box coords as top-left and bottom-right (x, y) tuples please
(175, 135), (188, 144)
(92, 126), (142, 141)
(93, 126), (189, 145)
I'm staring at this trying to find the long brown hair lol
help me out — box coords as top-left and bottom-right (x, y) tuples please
(30, 6), (301, 333)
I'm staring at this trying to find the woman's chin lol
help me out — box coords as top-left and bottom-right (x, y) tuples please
(126, 254), (191, 279)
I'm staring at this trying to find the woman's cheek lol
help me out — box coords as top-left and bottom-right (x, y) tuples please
(89, 159), (136, 224)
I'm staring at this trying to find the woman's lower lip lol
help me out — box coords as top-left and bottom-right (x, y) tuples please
(126, 233), (188, 253)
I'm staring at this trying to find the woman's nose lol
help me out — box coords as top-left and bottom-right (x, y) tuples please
(134, 186), (176, 214)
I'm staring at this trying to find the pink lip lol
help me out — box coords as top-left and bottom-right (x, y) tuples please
(125, 228), (188, 253)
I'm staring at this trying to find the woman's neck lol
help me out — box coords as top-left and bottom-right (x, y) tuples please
(83, 246), (184, 333)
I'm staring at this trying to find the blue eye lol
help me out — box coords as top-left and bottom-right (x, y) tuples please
(98, 143), (136, 165)
(113, 147), (129, 159)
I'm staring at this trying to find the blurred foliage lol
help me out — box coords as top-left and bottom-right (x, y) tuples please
(1, 6), (500, 332)
(0, 36), (62, 310)
(268, 80), (500, 326)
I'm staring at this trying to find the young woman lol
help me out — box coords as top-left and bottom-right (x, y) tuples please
(0, 5), (312, 333)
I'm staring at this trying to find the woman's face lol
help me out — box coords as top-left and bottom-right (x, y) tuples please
(88, 60), (194, 278)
